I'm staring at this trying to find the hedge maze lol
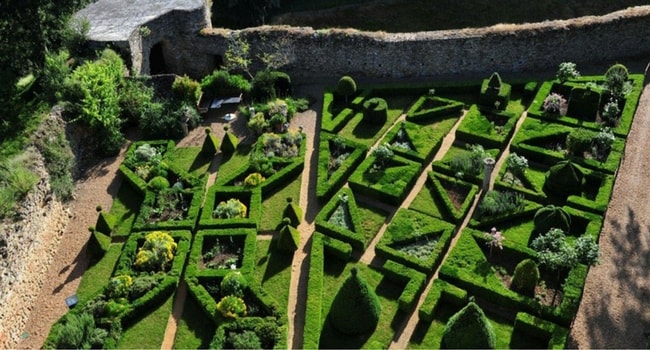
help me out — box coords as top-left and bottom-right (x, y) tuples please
(48, 65), (643, 349)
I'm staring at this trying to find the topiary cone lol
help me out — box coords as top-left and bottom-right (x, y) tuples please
(328, 267), (382, 335)
(220, 130), (238, 155)
(510, 259), (540, 297)
(277, 222), (300, 252)
(544, 160), (584, 197)
(282, 197), (303, 227)
(441, 300), (496, 349)
(201, 129), (219, 156)
(533, 205), (571, 235)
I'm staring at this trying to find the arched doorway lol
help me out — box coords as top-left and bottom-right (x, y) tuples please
(150, 42), (166, 75)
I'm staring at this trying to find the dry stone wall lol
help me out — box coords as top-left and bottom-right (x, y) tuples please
(139, 6), (650, 79)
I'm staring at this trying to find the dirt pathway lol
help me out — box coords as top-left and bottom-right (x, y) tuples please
(568, 77), (650, 348)
(19, 139), (133, 349)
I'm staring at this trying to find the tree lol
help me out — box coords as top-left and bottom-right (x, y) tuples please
(510, 259), (539, 297)
(604, 63), (630, 101)
(556, 62), (580, 84)
(372, 143), (394, 169)
(336, 75), (357, 103)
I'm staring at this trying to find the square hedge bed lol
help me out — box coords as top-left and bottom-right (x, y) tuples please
(409, 172), (479, 223)
(375, 208), (457, 273)
(199, 186), (262, 229)
(431, 143), (501, 186)
(348, 153), (421, 206)
(526, 75), (644, 138)
(438, 227), (590, 328)
(380, 120), (446, 164)
(510, 116), (625, 174)
(316, 132), (368, 203)
(412, 279), (568, 349)
(131, 184), (204, 232)
(455, 103), (524, 150)
(303, 232), (421, 349)
(185, 228), (257, 278)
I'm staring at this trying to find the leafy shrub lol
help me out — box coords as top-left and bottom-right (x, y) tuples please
(533, 205), (571, 235)
(119, 78), (154, 126)
(556, 62), (580, 84)
(574, 235), (600, 265)
(221, 271), (249, 298)
(449, 144), (488, 179)
(594, 127), (615, 151)
(217, 295), (247, 318)
(32, 123), (75, 201)
(244, 173), (265, 187)
(259, 131), (302, 158)
(148, 176), (170, 192)
(41, 49), (71, 103)
(250, 153), (275, 177)
(227, 330), (262, 350)
(247, 112), (268, 135)
(172, 74), (202, 104)
(605, 63), (630, 101)
(504, 153), (528, 181)
(134, 231), (177, 272)
(337, 75), (357, 102)
(327, 194), (353, 230)
(0, 155), (39, 218)
(251, 70), (292, 102)
(441, 300), (496, 349)
(372, 143), (394, 169)
(49, 312), (99, 349)
(511, 259), (539, 297)
(566, 128), (596, 156)
(601, 100), (620, 125)
(328, 267), (382, 335)
(542, 93), (566, 114)
(214, 198), (248, 219)
(128, 274), (162, 300)
(106, 274), (133, 299)
(201, 70), (251, 96)
(476, 190), (524, 218)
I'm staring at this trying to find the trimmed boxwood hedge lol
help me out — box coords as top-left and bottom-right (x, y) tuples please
(348, 154), (421, 206)
(185, 229), (257, 279)
(199, 186), (262, 229)
(119, 140), (176, 194)
(217, 160), (304, 197)
(322, 234), (353, 262)
(381, 121), (444, 164)
(381, 260), (426, 312)
(375, 208), (456, 273)
(418, 279), (468, 323)
(316, 133), (368, 202)
(322, 89), (372, 133)
(431, 144), (501, 186)
(131, 185), (204, 232)
(527, 75), (644, 138)
(209, 316), (287, 350)
(405, 95), (464, 123)
(424, 172), (478, 223)
(303, 232), (325, 349)
(438, 229), (589, 326)
(514, 312), (569, 349)
(315, 187), (365, 251)
(455, 104), (522, 150)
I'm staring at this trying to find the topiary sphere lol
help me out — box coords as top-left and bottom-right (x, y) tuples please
(441, 300), (496, 349)
(544, 160), (584, 197)
(337, 75), (357, 101)
(533, 205), (571, 235)
(362, 97), (388, 125)
(220, 271), (248, 298)
(148, 176), (170, 192)
(328, 267), (382, 335)
(510, 259), (540, 297)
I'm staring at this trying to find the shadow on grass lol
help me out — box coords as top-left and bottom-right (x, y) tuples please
(261, 243), (293, 284)
(174, 295), (215, 349)
(318, 317), (372, 349)
(352, 119), (383, 140)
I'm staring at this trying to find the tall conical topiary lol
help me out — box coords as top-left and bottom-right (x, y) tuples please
(510, 259), (540, 297)
(328, 267), (382, 335)
(201, 127), (219, 156)
(220, 125), (238, 156)
(441, 299), (496, 349)
(277, 218), (300, 252)
(544, 160), (584, 197)
(533, 205), (571, 235)
(282, 197), (302, 227)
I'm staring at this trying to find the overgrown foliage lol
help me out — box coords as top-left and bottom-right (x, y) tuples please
(133, 231), (177, 272)
(556, 62), (580, 84)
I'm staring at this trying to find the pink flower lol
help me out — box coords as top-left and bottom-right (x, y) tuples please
(485, 228), (505, 251)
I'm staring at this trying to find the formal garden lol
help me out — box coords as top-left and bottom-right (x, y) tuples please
(39, 48), (644, 349)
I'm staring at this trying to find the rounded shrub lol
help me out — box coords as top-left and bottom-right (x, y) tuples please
(217, 295), (247, 319)
(213, 198), (248, 219)
(147, 176), (170, 192)
(533, 205), (571, 235)
(106, 274), (133, 299)
(244, 173), (265, 187)
(336, 75), (357, 102)
(544, 160), (584, 197)
(134, 231), (177, 272)
(510, 259), (540, 297)
(605, 63), (629, 99)
(328, 267), (382, 335)
(362, 97), (388, 125)
(221, 271), (248, 298)
(441, 300), (496, 349)
(228, 330), (262, 350)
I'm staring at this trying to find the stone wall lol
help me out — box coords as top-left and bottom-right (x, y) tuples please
(139, 6), (650, 79)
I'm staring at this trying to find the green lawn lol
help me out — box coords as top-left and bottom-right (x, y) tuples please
(357, 202), (388, 244)
(166, 146), (213, 177)
(215, 144), (253, 184)
(259, 174), (302, 231)
(254, 239), (293, 314)
(108, 182), (142, 237)
(117, 293), (175, 349)
(409, 181), (445, 220)
(172, 294), (215, 349)
(76, 243), (124, 301)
